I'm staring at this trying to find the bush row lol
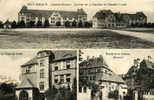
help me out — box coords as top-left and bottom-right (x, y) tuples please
(0, 20), (92, 28)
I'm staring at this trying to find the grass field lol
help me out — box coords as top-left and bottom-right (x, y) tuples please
(0, 28), (154, 49)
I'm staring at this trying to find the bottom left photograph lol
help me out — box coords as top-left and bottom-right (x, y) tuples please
(0, 49), (77, 100)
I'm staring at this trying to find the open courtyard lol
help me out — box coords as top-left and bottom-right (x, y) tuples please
(0, 28), (154, 49)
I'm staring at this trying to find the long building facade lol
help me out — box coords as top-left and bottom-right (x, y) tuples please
(79, 55), (127, 100)
(16, 50), (77, 100)
(93, 10), (147, 28)
(18, 5), (87, 27)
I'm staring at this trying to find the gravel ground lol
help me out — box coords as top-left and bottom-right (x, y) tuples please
(0, 28), (154, 49)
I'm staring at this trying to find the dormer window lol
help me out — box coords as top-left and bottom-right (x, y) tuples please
(26, 66), (31, 73)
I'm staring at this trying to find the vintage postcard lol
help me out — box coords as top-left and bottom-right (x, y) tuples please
(0, 49), (77, 100)
(78, 49), (154, 100)
(0, 0), (154, 48)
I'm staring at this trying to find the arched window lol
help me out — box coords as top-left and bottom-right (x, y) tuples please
(19, 90), (29, 100)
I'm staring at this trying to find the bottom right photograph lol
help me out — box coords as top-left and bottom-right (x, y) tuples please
(78, 49), (154, 100)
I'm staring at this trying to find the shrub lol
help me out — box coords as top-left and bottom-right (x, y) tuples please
(64, 21), (70, 27)
(72, 20), (77, 27)
(56, 21), (61, 27)
(37, 20), (42, 28)
(17, 20), (25, 28)
(11, 21), (17, 28)
(0, 21), (4, 28)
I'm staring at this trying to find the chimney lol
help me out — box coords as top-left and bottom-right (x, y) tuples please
(134, 58), (140, 68)
(147, 56), (152, 62)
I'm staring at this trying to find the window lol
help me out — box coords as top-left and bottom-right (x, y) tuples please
(26, 66), (31, 73)
(21, 17), (25, 20)
(40, 69), (44, 78)
(66, 61), (71, 69)
(54, 75), (58, 84)
(60, 75), (64, 83)
(83, 87), (87, 93)
(40, 60), (45, 67)
(79, 86), (82, 93)
(93, 75), (96, 81)
(66, 74), (71, 82)
(54, 66), (58, 71)
(39, 82), (44, 90)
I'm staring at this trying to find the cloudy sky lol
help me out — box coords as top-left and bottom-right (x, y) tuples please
(0, 0), (154, 22)
(81, 49), (154, 75)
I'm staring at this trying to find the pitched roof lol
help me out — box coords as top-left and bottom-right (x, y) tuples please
(19, 6), (87, 19)
(53, 50), (77, 62)
(141, 59), (154, 70)
(97, 72), (125, 84)
(17, 78), (36, 89)
(22, 56), (37, 67)
(80, 56), (109, 70)
(93, 10), (113, 19)
(93, 10), (146, 21)
(21, 50), (77, 67)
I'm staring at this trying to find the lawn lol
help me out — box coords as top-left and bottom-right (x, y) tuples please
(0, 28), (154, 49)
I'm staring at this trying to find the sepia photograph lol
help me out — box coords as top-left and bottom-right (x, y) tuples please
(0, 49), (77, 100)
(0, 0), (154, 48)
(78, 49), (154, 100)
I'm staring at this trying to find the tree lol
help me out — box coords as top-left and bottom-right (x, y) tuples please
(29, 20), (35, 28)
(84, 21), (92, 28)
(0, 21), (3, 28)
(44, 19), (50, 28)
(17, 20), (25, 28)
(11, 21), (17, 28)
(37, 20), (42, 28)
(78, 20), (83, 28)
(64, 21), (70, 27)
(72, 20), (77, 27)
(56, 21), (61, 27)
(45, 85), (58, 100)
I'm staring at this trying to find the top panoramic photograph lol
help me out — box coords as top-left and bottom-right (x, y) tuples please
(0, 0), (154, 49)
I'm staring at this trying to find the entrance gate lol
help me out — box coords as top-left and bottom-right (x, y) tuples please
(19, 90), (29, 100)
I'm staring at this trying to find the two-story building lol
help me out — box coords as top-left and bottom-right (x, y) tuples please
(16, 50), (77, 100)
(18, 5), (87, 27)
(79, 55), (127, 100)
(124, 56), (154, 100)
(93, 10), (147, 28)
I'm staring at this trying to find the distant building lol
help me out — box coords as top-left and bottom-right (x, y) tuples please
(92, 10), (147, 28)
(16, 50), (77, 100)
(18, 5), (87, 27)
(124, 57), (154, 100)
(79, 55), (127, 100)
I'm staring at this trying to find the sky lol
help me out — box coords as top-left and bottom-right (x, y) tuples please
(0, 0), (154, 22)
(0, 50), (37, 82)
(81, 49), (154, 75)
